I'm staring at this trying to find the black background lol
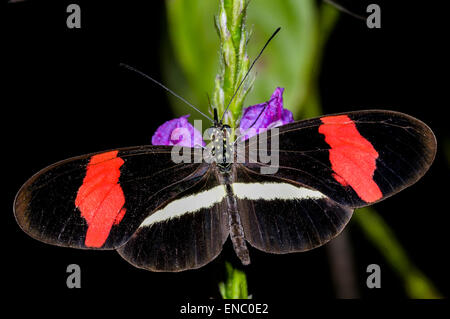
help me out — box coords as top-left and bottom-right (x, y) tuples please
(2, 0), (449, 312)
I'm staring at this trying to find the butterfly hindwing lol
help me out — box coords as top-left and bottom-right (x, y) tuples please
(14, 145), (205, 250)
(117, 167), (230, 271)
(233, 165), (353, 253)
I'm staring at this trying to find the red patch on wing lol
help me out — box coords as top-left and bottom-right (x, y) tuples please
(319, 115), (382, 203)
(75, 150), (126, 247)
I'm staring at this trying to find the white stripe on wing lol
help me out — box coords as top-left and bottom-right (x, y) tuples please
(139, 185), (227, 227)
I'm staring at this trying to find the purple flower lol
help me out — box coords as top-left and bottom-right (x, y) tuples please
(239, 87), (293, 139)
(151, 115), (205, 147)
(152, 88), (294, 145)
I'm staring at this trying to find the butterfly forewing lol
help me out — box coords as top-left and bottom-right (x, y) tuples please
(14, 145), (205, 250)
(242, 110), (436, 208)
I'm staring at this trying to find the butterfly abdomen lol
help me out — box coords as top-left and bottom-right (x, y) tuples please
(219, 168), (251, 265)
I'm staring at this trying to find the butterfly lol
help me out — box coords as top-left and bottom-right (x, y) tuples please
(13, 27), (436, 272)
(14, 107), (436, 271)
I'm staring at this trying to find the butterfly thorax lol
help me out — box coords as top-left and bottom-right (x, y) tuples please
(207, 123), (234, 172)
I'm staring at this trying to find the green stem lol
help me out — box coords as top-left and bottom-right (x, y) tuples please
(219, 262), (249, 299)
(213, 0), (251, 126)
(214, 0), (251, 299)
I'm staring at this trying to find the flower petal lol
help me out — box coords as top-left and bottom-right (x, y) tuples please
(151, 115), (205, 147)
(239, 87), (293, 139)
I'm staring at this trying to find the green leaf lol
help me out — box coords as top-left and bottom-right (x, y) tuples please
(164, 0), (338, 121)
(354, 207), (441, 298)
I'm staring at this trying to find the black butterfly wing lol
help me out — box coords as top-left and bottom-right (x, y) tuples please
(242, 110), (436, 208)
(233, 165), (353, 253)
(116, 167), (229, 272)
(14, 110), (437, 269)
(236, 110), (436, 253)
(14, 145), (207, 250)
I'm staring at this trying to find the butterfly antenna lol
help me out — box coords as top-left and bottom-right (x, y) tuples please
(247, 104), (268, 129)
(220, 27), (281, 123)
(120, 63), (214, 123)
(234, 103), (268, 144)
(324, 0), (366, 20)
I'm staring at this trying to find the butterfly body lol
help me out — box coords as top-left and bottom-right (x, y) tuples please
(218, 168), (251, 265)
(184, 115), (252, 266)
